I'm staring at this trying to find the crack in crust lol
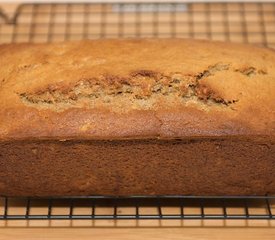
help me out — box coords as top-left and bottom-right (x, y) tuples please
(17, 63), (266, 111)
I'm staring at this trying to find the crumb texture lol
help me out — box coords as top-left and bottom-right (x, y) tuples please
(17, 63), (268, 111)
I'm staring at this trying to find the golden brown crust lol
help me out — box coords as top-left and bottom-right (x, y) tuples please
(0, 39), (274, 139)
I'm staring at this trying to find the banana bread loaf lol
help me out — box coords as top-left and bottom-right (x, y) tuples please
(0, 39), (274, 196)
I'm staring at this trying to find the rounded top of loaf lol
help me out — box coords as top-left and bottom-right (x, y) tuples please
(0, 39), (274, 139)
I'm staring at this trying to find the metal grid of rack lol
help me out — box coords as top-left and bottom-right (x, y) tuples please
(0, 2), (275, 48)
(0, 196), (275, 220)
(0, 1), (275, 222)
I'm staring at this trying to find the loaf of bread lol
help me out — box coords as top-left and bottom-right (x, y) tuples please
(0, 39), (274, 197)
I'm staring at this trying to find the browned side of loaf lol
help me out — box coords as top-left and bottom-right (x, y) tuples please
(0, 137), (274, 197)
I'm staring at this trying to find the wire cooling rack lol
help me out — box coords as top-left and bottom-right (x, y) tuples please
(0, 1), (275, 222)
(0, 196), (275, 220)
(0, 1), (275, 48)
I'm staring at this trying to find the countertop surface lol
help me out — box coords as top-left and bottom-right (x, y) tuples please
(1, 223), (275, 240)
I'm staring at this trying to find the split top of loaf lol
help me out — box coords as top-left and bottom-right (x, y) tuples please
(0, 39), (274, 139)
